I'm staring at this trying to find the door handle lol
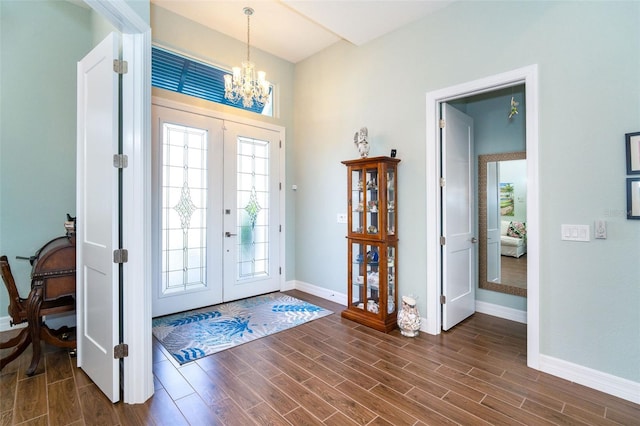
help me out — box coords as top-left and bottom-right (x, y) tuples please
(225, 231), (237, 237)
(471, 237), (478, 243)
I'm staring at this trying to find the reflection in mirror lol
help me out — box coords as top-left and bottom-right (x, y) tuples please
(478, 152), (527, 297)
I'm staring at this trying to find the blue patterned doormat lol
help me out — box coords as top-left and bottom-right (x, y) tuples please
(152, 293), (332, 364)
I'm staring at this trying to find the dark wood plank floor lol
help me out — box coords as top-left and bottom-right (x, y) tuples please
(500, 255), (527, 289)
(2, 290), (639, 425)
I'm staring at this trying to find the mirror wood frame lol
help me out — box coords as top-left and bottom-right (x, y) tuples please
(478, 151), (527, 297)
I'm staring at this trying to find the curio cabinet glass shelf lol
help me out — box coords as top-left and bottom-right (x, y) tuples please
(341, 156), (399, 332)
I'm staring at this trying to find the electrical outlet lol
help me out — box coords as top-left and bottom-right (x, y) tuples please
(594, 220), (607, 239)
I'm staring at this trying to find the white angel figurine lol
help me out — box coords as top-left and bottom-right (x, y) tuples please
(353, 127), (370, 158)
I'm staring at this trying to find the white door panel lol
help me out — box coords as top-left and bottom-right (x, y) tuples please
(76, 32), (120, 402)
(442, 103), (476, 331)
(223, 121), (281, 302)
(151, 105), (224, 317)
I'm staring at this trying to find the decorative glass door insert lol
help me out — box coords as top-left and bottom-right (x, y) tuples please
(236, 137), (270, 280)
(161, 123), (208, 294)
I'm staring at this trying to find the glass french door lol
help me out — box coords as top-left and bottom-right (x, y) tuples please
(151, 105), (280, 317)
(222, 121), (280, 302)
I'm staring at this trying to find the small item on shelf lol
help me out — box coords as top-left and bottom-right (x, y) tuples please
(387, 200), (395, 211)
(355, 202), (364, 212)
(367, 300), (379, 314)
(387, 300), (395, 314)
(356, 275), (364, 284)
(367, 225), (378, 233)
(367, 179), (377, 190)
(368, 200), (378, 212)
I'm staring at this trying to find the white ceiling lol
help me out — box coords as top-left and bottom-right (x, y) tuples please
(151, 0), (456, 63)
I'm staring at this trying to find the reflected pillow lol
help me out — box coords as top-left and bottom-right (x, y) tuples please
(507, 221), (526, 238)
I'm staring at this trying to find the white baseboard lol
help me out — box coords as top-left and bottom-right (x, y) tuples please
(539, 354), (640, 404)
(288, 280), (348, 307)
(475, 300), (527, 324)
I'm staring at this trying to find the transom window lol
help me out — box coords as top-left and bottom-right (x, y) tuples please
(152, 46), (273, 116)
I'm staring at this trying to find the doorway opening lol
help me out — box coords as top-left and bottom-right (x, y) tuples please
(151, 98), (286, 318)
(425, 65), (540, 370)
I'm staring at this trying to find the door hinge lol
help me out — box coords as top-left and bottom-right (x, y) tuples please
(113, 154), (128, 169)
(439, 119), (446, 129)
(440, 295), (446, 304)
(279, 267), (282, 275)
(113, 249), (128, 264)
(439, 236), (446, 246)
(279, 140), (282, 148)
(279, 182), (282, 190)
(114, 343), (128, 359)
(439, 177), (445, 187)
(113, 59), (128, 74)
(279, 224), (282, 232)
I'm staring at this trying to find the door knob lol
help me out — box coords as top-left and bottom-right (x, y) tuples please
(471, 237), (478, 243)
(225, 231), (237, 237)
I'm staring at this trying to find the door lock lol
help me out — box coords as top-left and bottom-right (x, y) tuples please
(471, 237), (478, 243)
(225, 231), (237, 237)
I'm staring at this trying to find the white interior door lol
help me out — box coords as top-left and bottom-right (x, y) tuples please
(76, 32), (120, 402)
(223, 121), (281, 302)
(441, 103), (476, 331)
(486, 160), (501, 282)
(152, 105), (224, 317)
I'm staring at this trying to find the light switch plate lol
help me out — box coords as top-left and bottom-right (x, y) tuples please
(337, 213), (347, 224)
(561, 224), (590, 242)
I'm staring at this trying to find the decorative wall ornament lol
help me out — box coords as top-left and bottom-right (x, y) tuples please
(508, 96), (519, 119)
(353, 127), (370, 158)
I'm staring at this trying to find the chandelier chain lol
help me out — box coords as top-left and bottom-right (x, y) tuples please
(246, 8), (251, 63)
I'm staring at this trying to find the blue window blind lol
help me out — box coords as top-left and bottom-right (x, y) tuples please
(152, 46), (269, 115)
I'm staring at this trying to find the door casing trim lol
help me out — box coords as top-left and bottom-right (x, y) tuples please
(425, 64), (540, 370)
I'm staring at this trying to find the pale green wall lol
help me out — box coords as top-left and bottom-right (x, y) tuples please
(150, 5), (297, 280)
(0, 1), (92, 311)
(293, 1), (640, 382)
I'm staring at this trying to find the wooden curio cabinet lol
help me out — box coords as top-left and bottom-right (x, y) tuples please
(341, 156), (399, 332)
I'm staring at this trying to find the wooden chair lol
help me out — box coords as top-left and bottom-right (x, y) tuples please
(0, 255), (75, 371)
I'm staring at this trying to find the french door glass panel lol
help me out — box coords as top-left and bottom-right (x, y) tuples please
(236, 137), (270, 279)
(161, 123), (208, 294)
(151, 105), (223, 317)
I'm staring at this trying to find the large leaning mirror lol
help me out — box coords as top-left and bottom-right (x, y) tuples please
(478, 151), (527, 297)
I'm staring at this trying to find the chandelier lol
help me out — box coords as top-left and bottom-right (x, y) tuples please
(224, 7), (270, 108)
